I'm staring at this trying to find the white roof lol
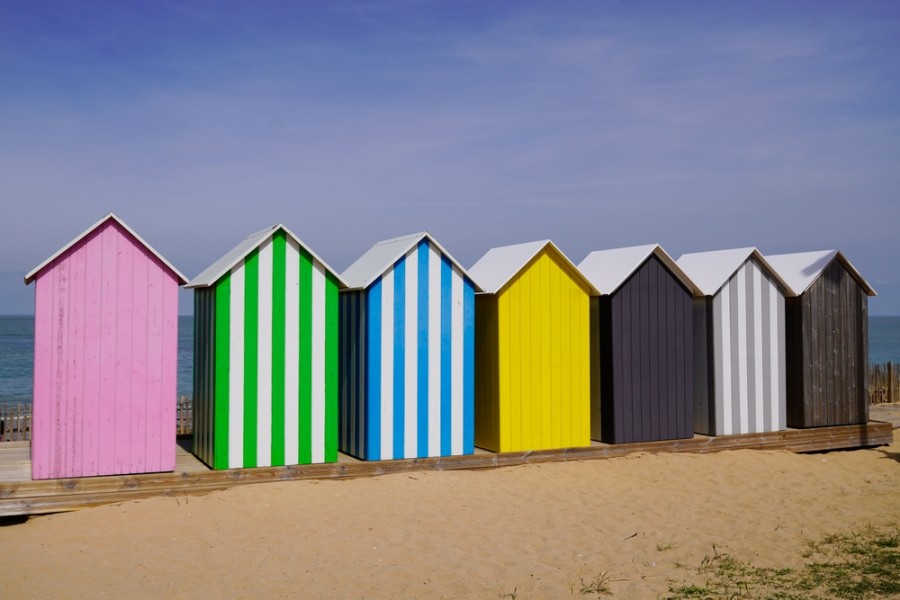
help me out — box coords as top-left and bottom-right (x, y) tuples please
(25, 212), (188, 285)
(186, 224), (347, 289)
(578, 244), (700, 296)
(766, 250), (876, 296)
(340, 232), (481, 291)
(676, 247), (795, 297)
(468, 239), (599, 296)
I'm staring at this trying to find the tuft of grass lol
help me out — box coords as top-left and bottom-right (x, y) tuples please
(657, 542), (677, 552)
(578, 571), (613, 597)
(499, 586), (519, 599)
(665, 523), (899, 600)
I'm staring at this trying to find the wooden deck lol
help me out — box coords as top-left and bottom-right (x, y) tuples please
(0, 421), (892, 517)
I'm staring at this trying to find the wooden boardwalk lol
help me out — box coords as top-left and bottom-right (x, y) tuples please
(0, 421), (892, 517)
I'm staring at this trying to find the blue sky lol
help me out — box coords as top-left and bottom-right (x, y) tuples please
(1, 1), (898, 314)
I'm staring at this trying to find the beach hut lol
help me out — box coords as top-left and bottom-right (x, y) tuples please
(766, 250), (876, 428)
(187, 224), (346, 469)
(676, 248), (794, 436)
(339, 232), (479, 461)
(469, 240), (599, 452)
(25, 213), (187, 479)
(578, 244), (699, 444)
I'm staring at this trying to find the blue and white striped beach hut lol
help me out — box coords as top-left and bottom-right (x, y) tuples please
(339, 232), (481, 461)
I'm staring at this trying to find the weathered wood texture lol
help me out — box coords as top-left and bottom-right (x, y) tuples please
(0, 422), (891, 517)
(786, 259), (870, 427)
(594, 256), (693, 443)
(869, 363), (898, 404)
(693, 258), (787, 435)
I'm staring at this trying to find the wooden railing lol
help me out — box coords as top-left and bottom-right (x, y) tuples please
(0, 397), (194, 443)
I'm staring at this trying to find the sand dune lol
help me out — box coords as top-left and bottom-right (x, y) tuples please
(1, 430), (898, 599)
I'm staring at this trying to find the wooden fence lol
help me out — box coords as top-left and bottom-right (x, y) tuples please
(0, 397), (193, 443)
(869, 362), (899, 404)
(0, 404), (32, 442)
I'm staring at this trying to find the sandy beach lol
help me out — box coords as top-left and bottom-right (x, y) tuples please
(1, 425), (898, 599)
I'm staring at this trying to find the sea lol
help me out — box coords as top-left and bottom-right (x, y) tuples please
(1, 315), (899, 406)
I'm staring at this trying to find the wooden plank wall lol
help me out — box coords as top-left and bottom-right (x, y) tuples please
(31, 221), (179, 479)
(339, 240), (476, 461)
(202, 233), (340, 469)
(786, 260), (869, 427)
(475, 250), (591, 452)
(192, 288), (216, 467)
(474, 295), (500, 451)
(596, 256), (693, 443)
(695, 258), (786, 436)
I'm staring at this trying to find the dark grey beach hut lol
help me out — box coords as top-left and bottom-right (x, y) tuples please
(767, 250), (876, 428)
(578, 245), (699, 444)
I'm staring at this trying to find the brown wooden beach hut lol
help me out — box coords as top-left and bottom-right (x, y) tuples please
(766, 250), (876, 428)
(578, 245), (700, 444)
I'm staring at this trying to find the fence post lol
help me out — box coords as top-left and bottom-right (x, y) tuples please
(889, 361), (894, 404)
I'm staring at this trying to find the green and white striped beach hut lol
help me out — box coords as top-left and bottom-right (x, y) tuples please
(187, 225), (347, 469)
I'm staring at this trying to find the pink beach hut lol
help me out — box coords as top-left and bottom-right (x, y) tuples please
(24, 213), (188, 479)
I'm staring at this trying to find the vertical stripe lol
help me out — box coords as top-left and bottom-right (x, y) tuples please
(380, 268), (395, 459)
(339, 293), (349, 455)
(774, 285), (785, 430)
(417, 243), (429, 457)
(463, 280), (475, 454)
(440, 256), (453, 456)
(393, 259), (406, 459)
(368, 279), (382, 459)
(729, 276), (741, 434)
(228, 262), (245, 468)
(243, 250), (259, 468)
(404, 245), (419, 457)
(451, 268), (464, 456)
(256, 239), (273, 467)
(427, 243), (442, 456)
(761, 276), (773, 434)
(324, 274), (339, 462)
(736, 263), (748, 433)
(753, 263), (765, 432)
(311, 262), (326, 463)
(719, 282), (732, 435)
(298, 248), (313, 464)
(358, 293), (367, 456)
(283, 241), (300, 465)
(214, 276), (231, 469)
(271, 234), (287, 466)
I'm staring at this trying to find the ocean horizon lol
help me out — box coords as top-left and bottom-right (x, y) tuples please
(1, 314), (899, 406)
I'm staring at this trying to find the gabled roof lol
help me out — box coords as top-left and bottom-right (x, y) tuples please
(676, 247), (795, 297)
(578, 244), (700, 297)
(468, 239), (599, 296)
(25, 212), (188, 285)
(766, 250), (876, 297)
(186, 224), (347, 289)
(341, 232), (481, 291)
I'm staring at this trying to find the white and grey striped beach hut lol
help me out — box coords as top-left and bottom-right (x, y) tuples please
(676, 248), (795, 436)
(339, 232), (480, 461)
(187, 224), (347, 469)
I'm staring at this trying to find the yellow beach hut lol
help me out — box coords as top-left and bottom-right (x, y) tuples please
(468, 240), (599, 452)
